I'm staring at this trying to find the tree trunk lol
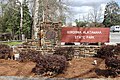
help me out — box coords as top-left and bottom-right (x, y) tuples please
(32, 0), (39, 39)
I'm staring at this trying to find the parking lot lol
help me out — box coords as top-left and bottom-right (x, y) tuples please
(110, 32), (120, 43)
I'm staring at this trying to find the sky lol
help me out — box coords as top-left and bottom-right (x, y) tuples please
(63, 0), (120, 24)
(1, 0), (120, 24)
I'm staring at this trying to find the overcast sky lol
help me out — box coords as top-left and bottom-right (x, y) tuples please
(63, 0), (120, 23)
(1, 0), (120, 23)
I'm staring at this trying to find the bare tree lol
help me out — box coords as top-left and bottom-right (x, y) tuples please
(82, 13), (91, 22)
(89, 7), (103, 23)
(31, 0), (39, 39)
(38, 0), (68, 22)
(30, 0), (69, 39)
(80, 6), (103, 27)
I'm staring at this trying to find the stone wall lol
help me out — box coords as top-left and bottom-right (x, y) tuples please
(16, 45), (101, 57)
(57, 45), (100, 57)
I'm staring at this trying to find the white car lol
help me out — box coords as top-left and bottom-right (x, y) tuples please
(110, 25), (120, 32)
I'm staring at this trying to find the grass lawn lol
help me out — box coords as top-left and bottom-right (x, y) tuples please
(1, 41), (23, 46)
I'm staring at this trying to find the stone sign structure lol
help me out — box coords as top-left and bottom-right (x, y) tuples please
(61, 27), (110, 43)
(37, 21), (62, 48)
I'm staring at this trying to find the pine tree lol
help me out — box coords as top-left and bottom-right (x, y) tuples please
(0, 0), (32, 39)
(22, 2), (32, 39)
(0, 0), (20, 39)
(103, 1), (120, 27)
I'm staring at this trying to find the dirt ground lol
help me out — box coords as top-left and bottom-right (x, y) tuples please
(0, 59), (36, 77)
(0, 57), (120, 79)
(57, 57), (107, 78)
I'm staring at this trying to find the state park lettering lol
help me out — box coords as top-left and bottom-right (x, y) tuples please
(67, 31), (102, 40)
(75, 36), (95, 39)
(67, 31), (102, 34)
(61, 27), (109, 42)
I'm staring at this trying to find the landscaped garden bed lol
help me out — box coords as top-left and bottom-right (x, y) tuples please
(0, 44), (120, 79)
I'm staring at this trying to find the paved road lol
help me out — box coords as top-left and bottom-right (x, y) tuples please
(0, 32), (120, 44)
(110, 32), (120, 43)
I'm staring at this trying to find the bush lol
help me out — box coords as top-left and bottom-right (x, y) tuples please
(32, 54), (67, 75)
(105, 57), (120, 77)
(0, 44), (13, 59)
(114, 45), (120, 56)
(54, 47), (74, 60)
(96, 45), (120, 77)
(96, 45), (116, 58)
(19, 49), (42, 62)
